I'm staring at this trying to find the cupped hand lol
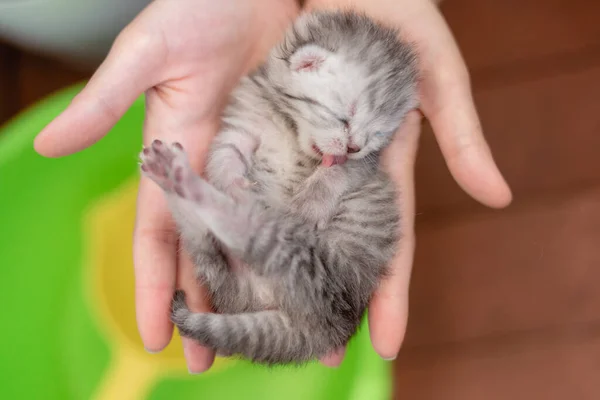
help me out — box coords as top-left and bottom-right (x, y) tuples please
(304, 0), (512, 360)
(34, 0), (300, 373)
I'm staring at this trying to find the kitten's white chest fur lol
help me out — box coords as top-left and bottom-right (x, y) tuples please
(248, 121), (316, 206)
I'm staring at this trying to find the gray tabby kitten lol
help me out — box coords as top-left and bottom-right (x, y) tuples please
(139, 10), (418, 366)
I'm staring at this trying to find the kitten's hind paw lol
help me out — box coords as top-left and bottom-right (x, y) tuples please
(139, 140), (200, 200)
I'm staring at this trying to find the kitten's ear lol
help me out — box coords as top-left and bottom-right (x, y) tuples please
(289, 45), (330, 72)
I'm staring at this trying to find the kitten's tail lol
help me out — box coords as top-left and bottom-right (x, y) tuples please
(171, 291), (318, 365)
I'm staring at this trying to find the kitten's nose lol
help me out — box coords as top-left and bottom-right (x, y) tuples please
(347, 143), (361, 154)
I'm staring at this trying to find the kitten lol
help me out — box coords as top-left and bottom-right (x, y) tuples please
(139, 10), (418, 366)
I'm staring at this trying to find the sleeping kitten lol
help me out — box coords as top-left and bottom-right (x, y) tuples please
(139, 10), (418, 365)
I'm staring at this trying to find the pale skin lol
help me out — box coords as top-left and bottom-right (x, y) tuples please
(34, 0), (511, 372)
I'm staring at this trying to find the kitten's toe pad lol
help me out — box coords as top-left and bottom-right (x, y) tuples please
(139, 140), (199, 199)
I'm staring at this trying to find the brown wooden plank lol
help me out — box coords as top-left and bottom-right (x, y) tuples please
(394, 323), (600, 400)
(17, 51), (89, 110)
(403, 187), (600, 347)
(0, 42), (20, 125)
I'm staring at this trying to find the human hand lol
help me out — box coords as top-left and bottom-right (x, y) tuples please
(303, 0), (512, 360)
(34, 0), (300, 373)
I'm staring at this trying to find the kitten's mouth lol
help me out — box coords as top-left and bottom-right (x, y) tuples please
(311, 144), (348, 167)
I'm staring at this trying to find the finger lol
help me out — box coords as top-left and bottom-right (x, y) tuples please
(133, 76), (221, 361)
(34, 18), (165, 157)
(140, 115), (220, 371)
(410, 4), (512, 208)
(320, 346), (346, 368)
(368, 110), (422, 360)
(132, 178), (178, 352)
(177, 247), (216, 374)
(131, 142), (212, 357)
(421, 72), (512, 208)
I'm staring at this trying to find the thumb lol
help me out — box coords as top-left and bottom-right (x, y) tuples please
(34, 26), (165, 157)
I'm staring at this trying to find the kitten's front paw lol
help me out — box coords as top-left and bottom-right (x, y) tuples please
(139, 140), (200, 200)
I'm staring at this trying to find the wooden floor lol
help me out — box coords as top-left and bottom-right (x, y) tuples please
(1, 0), (599, 398)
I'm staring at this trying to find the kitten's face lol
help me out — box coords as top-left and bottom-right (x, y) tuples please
(281, 44), (417, 162)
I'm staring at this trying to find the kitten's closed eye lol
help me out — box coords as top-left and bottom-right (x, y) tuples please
(374, 130), (392, 138)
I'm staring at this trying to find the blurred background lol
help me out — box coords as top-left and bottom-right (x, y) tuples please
(1, 0), (599, 399)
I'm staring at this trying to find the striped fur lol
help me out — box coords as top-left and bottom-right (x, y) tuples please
(140, 10), (418, 365)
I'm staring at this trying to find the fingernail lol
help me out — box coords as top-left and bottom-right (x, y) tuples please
(382, 355), (397, 361)
(145, 347), (162, 354)
(188, 366), (203, 375)
(322, 361), (342, 369)
(182, 341), (204, 375)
